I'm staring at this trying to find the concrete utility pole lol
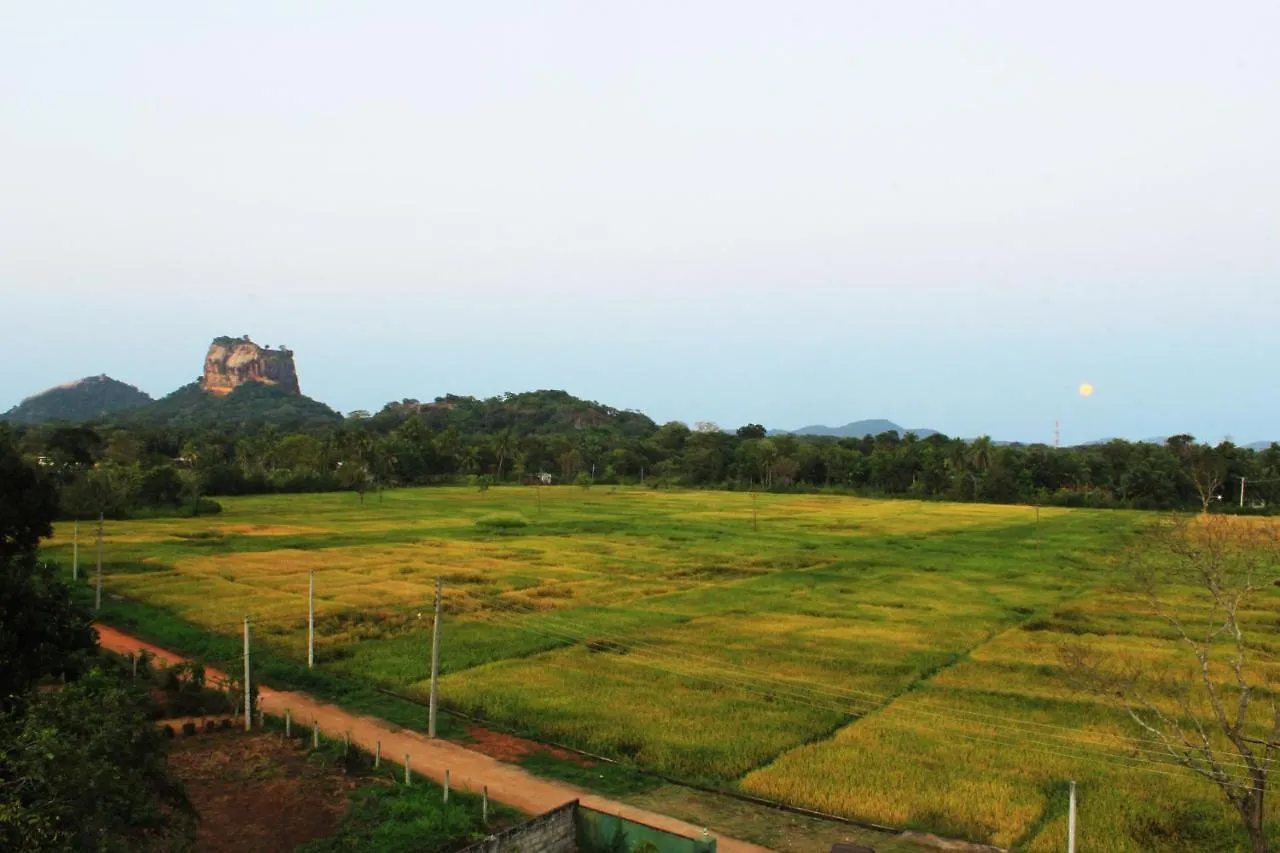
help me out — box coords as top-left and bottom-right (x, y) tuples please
(1067, 780), (1077, 853)
(243, 616), (252, 732)
(428, 577), (443, 737)
(72, 519), (79, 581)
(308, 570), (315, 669)
(1240, 476), (1247, 509)
(94, 513), (104, 610)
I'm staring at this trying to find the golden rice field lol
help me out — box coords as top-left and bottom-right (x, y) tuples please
(46, 487), (1280, 851)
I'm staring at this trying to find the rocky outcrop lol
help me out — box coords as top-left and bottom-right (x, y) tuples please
(200, 336), (300, 397)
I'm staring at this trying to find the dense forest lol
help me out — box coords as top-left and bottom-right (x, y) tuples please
(5, 387), (1277, 519)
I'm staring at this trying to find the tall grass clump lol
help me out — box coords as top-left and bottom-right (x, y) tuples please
(474, 512), (529, 532)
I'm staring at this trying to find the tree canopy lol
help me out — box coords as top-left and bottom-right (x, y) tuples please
(5, 390), (1279, 517)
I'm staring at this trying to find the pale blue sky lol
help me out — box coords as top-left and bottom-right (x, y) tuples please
(1, 2), (1277, 443)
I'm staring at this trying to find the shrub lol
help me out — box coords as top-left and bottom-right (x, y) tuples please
(474, 512), (528, 532)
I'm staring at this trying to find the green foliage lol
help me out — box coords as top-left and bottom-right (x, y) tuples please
(475, 511), (529, 531)
(133, 382), (342, 431)
(12, 383), (1280, 513)
(0, 438), (195, 853)
(59, 460), (141, 519)
(0, 551), (95, 711)
(0, 376), (152, 426)
(517, 752), (662, 798)
(0, 427), (59, 559)
(0, 668), (197, 852)
(293, 781), (492, 853)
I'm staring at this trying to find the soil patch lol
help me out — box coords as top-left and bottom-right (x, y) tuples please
(168, 730), (358, 853)
(464, 724), (590, 766)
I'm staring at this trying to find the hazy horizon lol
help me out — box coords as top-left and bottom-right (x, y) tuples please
(3, 2), (1277, 444)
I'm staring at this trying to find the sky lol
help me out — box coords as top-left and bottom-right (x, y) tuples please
(1, 2), (1277, 444)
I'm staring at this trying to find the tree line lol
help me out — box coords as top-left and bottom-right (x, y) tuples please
(5, 388), (1278, 517)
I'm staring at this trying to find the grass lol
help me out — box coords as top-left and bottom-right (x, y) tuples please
(47, 486), (1280, 850)
(268, 715), (522, 853)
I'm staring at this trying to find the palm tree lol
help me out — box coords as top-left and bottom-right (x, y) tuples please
(493, 429), (515, 481)
(967, 436), (994, 473)
(461, 445), (481, 475)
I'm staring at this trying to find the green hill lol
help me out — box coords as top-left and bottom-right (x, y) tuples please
(1, 375), (152, 424)
(371, 389), (656, 438)
(130, 382), (343, 431)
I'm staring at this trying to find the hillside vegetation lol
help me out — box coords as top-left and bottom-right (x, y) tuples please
(131, 382), (344, 431)
(2, 375), (152, 425)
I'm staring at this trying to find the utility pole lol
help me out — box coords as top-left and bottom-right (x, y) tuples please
(72, 519), (79, 581)
(243, 616), (252, 732)
(308, 570), (315, 669)
(1240, 476), (1247, 509)
(94, 512), (104, 610)
(428, 577), (443, 737)
(1067, 780), (1077, 853)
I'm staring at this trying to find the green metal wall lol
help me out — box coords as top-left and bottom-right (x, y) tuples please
(575, 806), (716, 853)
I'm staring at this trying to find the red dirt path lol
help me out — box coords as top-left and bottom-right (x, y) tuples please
(96, 624), (772, 853)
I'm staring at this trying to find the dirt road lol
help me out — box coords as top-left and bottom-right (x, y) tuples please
(96, 624), (772, 853)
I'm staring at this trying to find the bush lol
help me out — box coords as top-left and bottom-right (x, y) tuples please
(191, 497), (222, 516)
(474, 512), (528, 532)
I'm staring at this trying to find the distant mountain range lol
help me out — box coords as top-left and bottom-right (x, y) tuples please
(1, 375), (152, 424)
(775, 419), (939, 439)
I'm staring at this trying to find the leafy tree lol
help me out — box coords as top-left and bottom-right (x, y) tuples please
(59, 461), (141, 519)
(0, 668), (197, 851)
(0, 551), (95, 711)
(0, 428), (59, 560)
(43, 425), (103, 470)
(0, 433), (195, 852)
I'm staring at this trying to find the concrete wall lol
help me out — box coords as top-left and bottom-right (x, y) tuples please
(461, 799), (578, 853)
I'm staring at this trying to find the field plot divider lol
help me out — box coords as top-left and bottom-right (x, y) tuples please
(477, 607), (1280, 774)
(369, 685), (905, 835)
(468, 611), (1271, 782)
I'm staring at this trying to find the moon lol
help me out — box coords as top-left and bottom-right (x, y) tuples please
(1079, 383), (1094, 398)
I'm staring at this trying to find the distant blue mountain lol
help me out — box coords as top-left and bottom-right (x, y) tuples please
(777, 419), (939, 439)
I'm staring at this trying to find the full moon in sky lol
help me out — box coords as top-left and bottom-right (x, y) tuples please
(1079, 383), (1095, 397)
